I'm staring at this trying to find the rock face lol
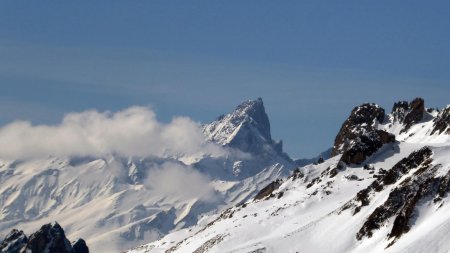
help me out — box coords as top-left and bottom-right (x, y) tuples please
(340, 130), (395, 165)
(0, 223), (89, 253)
(332, 103), (394, 164)
(0, 229), (28, 253)
(352, 147), (447, 246)
(343, 147), (433, 216)
(203, 98), (283, 155)
(391, 101), (409, 123)
(332, 103), (385, 157)
(399, 98), (425, 133)
(72, 239), (89, 253)
(24, 223), (72, 253)
(431, 105), (450, 135)
(253, 179), (283, 200)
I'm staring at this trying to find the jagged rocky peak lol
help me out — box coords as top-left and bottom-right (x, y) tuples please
(432, 105), (450, 135)
(0, 229), (28, 253)
(332, 103), (394, 164)
(204, 98), (282, 154)
(391, 97), (425, 133)
(0, 222), (89, 253)
(391, 101), (409, 122)
(332, 103), (385, 157)
(232, 97), (271, 141)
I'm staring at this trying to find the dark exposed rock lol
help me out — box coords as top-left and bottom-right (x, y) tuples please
(288, 168), (305, 181)
(192, 234), (227, 253)
(332, 103), (385, 157)
(400, 98), (425, 133)
(363, 164), (374, 171)
(0, 229), (28, 253)
(254, 179), (283, 200)
(341, 147), (432, 215)
(346, 175), (359, 181)
(431, 105), (450, 135)
(391, 101), (409, 123)
(317, 157), (324, 164)
(354, 147), (449, 246)
(0, 223), (89, 253)
(382, 147), (432, 186)
(306, 177), (321, 189)
(328, 167), (338, 178)
(23, 223), (72, 253)
(72, 239), (89, 253)
(340, 130), (395, 165)
(391, 98), (425, 134)
(331, 102), (396, 165)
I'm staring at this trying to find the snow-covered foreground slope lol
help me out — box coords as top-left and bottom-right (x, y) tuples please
(128, 98), (450, 253)
(0, 99), (296, 252)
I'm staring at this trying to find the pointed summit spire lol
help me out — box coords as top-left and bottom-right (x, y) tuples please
(204, 98), (280, 154)
(231, 98), (271, 141)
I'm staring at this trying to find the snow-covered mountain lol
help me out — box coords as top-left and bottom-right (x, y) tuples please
(127, 98), (450, 253)
(203, 98), (284, 157)
(0, 99), (296, 252)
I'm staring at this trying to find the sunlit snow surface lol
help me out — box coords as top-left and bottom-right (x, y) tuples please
(0, 154), (294, 252)
(0, 99), (296, 252)
(128, 110), (450, 253)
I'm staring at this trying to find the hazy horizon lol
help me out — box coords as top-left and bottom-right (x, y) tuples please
(1, 1), (449, 157)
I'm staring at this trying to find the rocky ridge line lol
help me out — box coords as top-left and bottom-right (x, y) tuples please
(0, 223), (89, 253)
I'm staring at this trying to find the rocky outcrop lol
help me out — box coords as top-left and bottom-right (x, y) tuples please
(0, 223), (89, 253)
(332, 103), (394, 164)
(0, 229), (28, 253)
(391, 101), (409, 123)
(72, 239), (89, 253)
(391, 98), (425, 133)
(332, 103), (385, 157)
(342, 147), (432, 215)
(431, 105), (450, 135)
(340, 130), (395, 165)
(254, 179), (283, 200)
(399, 98), (425, 133)
(352, 147), (450, 246)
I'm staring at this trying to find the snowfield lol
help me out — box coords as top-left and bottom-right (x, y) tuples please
(0, 98), (295, 252)
(0, 98), (449, 253)
(127, 99), (450, 253)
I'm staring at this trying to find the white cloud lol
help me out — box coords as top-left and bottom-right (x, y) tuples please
(144, 162), (217, 202)
(0, 106), (225, 159)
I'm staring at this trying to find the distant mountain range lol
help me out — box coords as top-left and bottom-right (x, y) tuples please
(1, 98), (449, 253)
(126, 98), (450, 253)
(0, 98), (298, 252)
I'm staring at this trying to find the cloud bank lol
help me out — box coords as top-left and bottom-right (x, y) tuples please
(145, 162), (217, 202)
(0, 106), (225, 159)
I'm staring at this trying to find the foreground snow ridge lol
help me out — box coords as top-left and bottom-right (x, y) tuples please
(128, 98), (450, 253)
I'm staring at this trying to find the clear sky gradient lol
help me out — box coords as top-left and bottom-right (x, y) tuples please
(0, 1), (449, 157)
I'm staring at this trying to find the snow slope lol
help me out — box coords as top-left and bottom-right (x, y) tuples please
(128, 99), (450, 253)
(0, 99), (296, 252)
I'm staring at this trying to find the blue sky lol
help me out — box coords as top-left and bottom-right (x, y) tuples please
(0, 1), (449, 157)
